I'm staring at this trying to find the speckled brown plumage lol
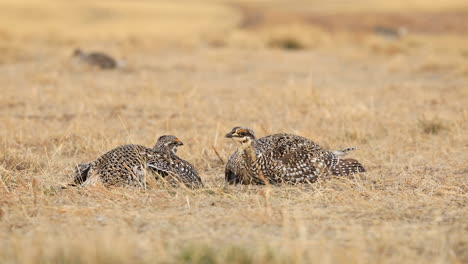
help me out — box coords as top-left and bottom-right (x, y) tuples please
(71, 135), (203, 188)
(225, 127), (366, 185)
(146, 151), (203, 188)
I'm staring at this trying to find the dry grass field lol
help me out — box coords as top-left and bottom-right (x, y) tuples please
(1, 0), (467, 263)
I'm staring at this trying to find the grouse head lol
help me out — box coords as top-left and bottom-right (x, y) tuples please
(225, 126), (256, 148)
(154, 135), (184, 154)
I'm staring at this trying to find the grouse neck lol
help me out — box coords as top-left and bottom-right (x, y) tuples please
(244, 143), (257, 161)
(236, 137), (257, 151)
(153, 144), (168, 153)
(78, 52), (88, 60)
(240, 139), (269, 185)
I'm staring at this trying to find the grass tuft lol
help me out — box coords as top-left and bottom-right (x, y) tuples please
(269, 37), (305, 50)
(179, 245), (263, 264)
(179, 245), (217, 264)
(418, 119), (446, 135)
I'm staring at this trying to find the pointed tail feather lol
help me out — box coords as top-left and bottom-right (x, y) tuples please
(331, 147), (356, 156)
(330, 158), (366, 176)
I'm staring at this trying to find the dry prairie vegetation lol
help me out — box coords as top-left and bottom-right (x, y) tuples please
(0, 0), (467, 263)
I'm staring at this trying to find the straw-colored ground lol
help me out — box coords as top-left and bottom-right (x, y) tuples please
(0, 0), (467, 263)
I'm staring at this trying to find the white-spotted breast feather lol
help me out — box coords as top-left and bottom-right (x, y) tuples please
(225, 127), (366, 185)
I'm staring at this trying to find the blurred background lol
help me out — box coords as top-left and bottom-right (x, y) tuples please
(1, 0), (468, 58)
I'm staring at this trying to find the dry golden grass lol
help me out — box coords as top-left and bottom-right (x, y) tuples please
(0, 0), (467, 263)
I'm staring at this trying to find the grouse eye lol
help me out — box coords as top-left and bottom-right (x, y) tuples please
(237, 129), (247, 136)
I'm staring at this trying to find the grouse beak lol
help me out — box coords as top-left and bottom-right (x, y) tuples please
(225, 132), (234, 138)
